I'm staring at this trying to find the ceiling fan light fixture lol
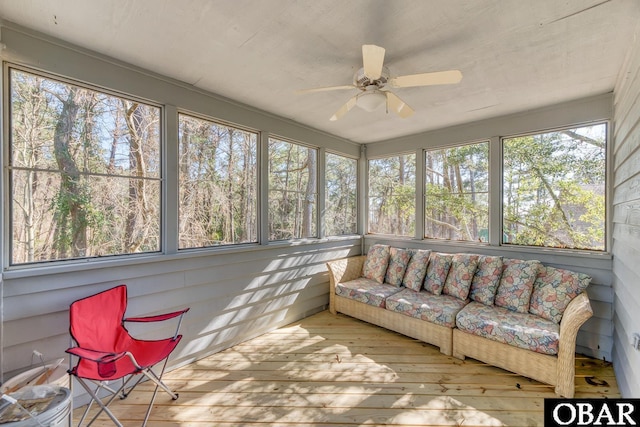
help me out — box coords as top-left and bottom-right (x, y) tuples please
(297, 44), (462, 120)
(356, 89), (386, 112)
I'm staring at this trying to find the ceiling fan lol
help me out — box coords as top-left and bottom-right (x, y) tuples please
(297, 44), (462, 121)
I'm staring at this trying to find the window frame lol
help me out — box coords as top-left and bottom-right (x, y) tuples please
(500, 121), (609, 252)
(366, 151), (417, 237)
(267, 135), (320, 242)
(177, 111), (260, 250)
(1, 64), (610, 272)
(4, 64), (165, 266)
(365, 120), (609, 256)
(423, 140), (490, 243)
(324, 150), (359, 237)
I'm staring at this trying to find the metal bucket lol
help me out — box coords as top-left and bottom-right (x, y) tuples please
(1, 387), (71, 427)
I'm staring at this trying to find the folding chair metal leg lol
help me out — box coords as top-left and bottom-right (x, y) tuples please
(120, 360), (177, 401)
(141, 357), (177, 426)
(74, 379), (122, 427)
(121, 373), (144, 399)
(77, 380), (125, 426)
(141, 367), (177, 400)
(74, 375), (135, 427)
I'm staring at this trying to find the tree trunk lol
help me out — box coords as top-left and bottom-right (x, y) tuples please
(397, 155), (405, 235)
(470, 169), (478, 240)
(301, 148), (316, 238)
(226, 130), (235, 242)
(123, 101), (147, 252)
(24, 170), (35, 261)
(53, 87), (87, 258)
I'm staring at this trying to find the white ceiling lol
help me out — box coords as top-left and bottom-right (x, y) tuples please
(0, 0), (638, 143)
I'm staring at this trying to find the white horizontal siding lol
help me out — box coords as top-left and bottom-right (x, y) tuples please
(606, 20), (640, 397)
(2, 239), (361, 380)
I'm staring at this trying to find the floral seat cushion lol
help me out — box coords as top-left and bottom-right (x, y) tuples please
(385, 288), (468, 328)
(335, 277), (403, 308)
(456, 302), (560, 355)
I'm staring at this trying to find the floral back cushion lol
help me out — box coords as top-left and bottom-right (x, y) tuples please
(529, 266), (591, 323)
(494, 258), (541, 313)
(385, 247), (413, 287)
(423, 253), (453, 295)
(402, 249), (431, 291)
(469, 256), (503, 306)
(362, 244), (391, 283)
(442, 254), (480, 300)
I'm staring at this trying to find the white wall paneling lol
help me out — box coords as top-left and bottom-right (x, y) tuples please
(612, 22), (640, 397)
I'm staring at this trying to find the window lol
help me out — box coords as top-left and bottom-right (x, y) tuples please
(425, 142), (489, 242)
(325, 152), (357, 236)
(8, 68), (161, 264)
(368, 153), (416, 236)
(502, 123), (606, 251)
(178, 114), (258, 248)
(268, 137), (317, 240)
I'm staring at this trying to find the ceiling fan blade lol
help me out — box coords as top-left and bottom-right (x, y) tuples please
(362, 44), (385, 81)
(330, 95), (358, 121)
(389, 70), (463, 88)
(386, 91), (414, 119)
(295, 85), (355, 94)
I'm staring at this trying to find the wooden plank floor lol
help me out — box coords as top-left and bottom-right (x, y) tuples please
(76, 311), (619, 426)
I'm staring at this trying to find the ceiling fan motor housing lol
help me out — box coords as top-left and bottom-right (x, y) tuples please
(354, 66), (390, 89)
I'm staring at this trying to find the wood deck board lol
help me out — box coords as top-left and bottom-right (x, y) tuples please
(74, 311), (619, 426)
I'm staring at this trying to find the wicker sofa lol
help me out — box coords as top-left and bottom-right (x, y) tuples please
(326, 245), (593, 397)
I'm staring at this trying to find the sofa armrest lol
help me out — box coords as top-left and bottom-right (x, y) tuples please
(326, 256), (366, 315)
(326, 256), (366, 291)
(559, 292), (593, 337)
(555, 292), (593, 397)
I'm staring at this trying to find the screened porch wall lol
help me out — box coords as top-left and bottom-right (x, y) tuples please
(0, 19), (626, 395)
(611, 23), (640, 398)
(362, 94), (615, 362)
(0, 22), (361, 380)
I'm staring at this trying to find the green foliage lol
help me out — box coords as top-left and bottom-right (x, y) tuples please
(425, 142), (488, 241)
(368, 154), (416, 236)
(268, 138), (317, 240)
(503, 126), (606, 250)
(325, 153), (357, 236)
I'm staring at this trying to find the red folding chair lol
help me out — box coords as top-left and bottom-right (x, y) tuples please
(66, 285), (189, 427)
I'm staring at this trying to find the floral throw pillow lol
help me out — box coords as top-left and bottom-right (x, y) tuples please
(423, 253), (453, 295)
(402, 249), (431, 291)
(442, 254), (480, 300)
(385, 247), (413, 287)
(494, 258), (541, 313)
(362, 244), (391, 283)
(469, 256), (503, 306)
(529, 266), (591, 323)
